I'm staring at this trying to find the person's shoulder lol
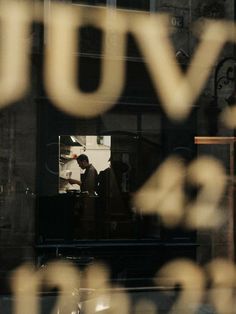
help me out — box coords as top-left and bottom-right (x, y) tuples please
(98, 167), (110, 176)
(90, 164), (98, 174)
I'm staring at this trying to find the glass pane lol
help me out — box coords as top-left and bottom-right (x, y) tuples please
(117, 0), (150, 11)
(72, 0), (107, 5)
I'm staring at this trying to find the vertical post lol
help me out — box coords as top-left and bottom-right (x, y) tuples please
(228, 140), (235, 260)
(107, 0), (116, 8)
(150, 0), (156, 13)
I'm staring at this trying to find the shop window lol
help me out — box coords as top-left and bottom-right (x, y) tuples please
(38, 134), (162, 241)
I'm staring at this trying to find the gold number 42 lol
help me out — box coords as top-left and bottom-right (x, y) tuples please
(133, 156), (227, 229)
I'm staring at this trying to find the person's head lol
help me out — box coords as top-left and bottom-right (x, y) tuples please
(77, 154), (89, 169)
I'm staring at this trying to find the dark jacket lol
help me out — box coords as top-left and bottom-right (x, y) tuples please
(81, 164), (98, 192)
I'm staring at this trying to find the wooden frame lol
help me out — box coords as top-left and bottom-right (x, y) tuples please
(194, 136), (235, 260)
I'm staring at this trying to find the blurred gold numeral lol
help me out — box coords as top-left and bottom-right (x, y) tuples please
(185, 157), (226, 229)
(206, 259), (236, 314)
(134, 156), (226, 229)
(84, 263), (130, 314)
(11, 261), (80, 314)
(133, 157), (186, 228)
(155, 259), (205, 314)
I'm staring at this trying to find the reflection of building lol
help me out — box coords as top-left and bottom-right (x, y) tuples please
(0, 0), (235, 293)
